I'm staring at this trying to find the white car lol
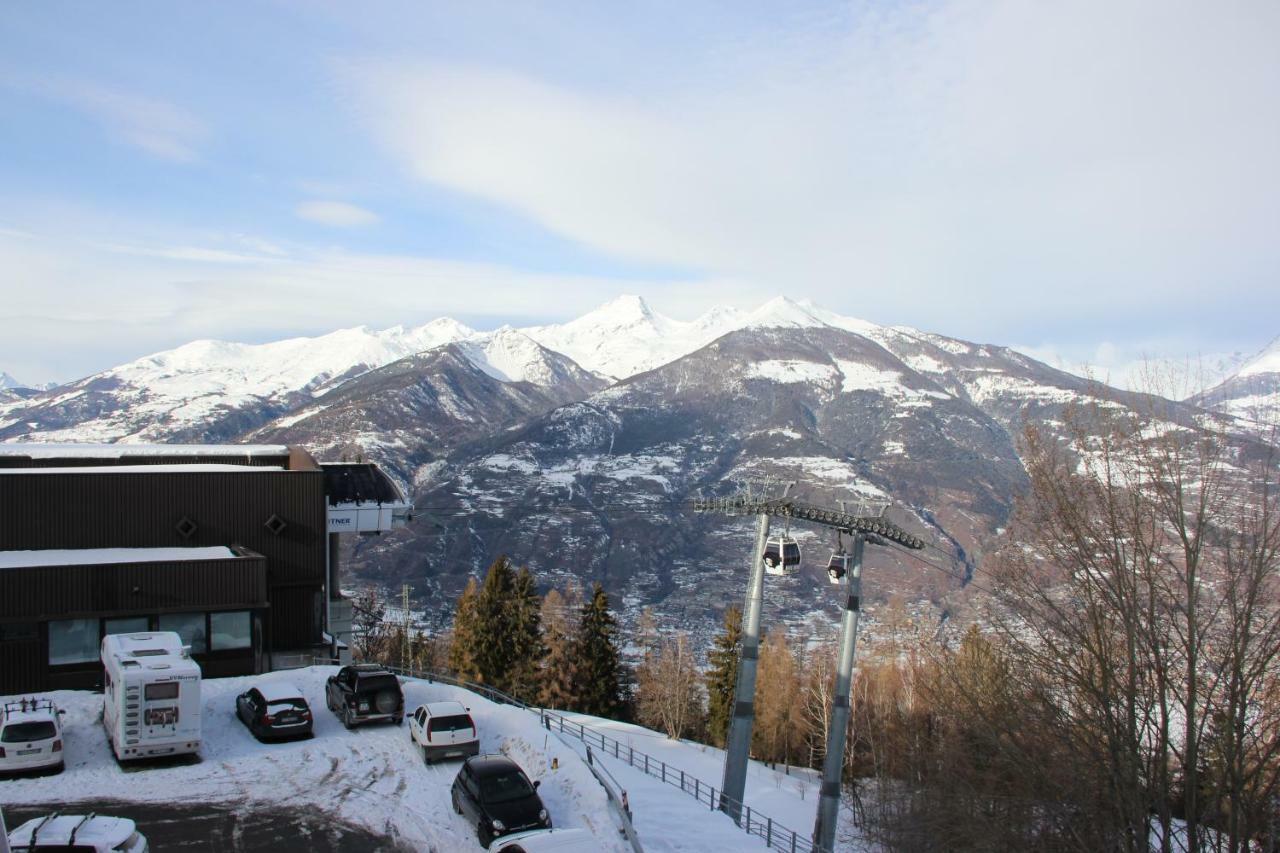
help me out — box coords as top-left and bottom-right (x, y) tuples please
(408, 700), (479, 764)
(488, 828), (597, 852)
(7, 813), (148, 852)
(0, 698), (65, 775)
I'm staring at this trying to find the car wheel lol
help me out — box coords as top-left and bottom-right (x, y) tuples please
(423, 746), (432, 766)
(477, 822), (493, 848)
(343, 707), (354, 729)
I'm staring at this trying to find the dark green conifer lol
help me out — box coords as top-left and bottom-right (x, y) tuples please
(704, 605), (743, 747)
(472, 555), (517, 689)
(572, 583), (624, 718)
(507, 566), (545, 703)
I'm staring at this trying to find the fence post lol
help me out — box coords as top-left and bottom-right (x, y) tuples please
(767, 817), (772, 846)
(695, 777), (700, 803)
(710, 787), (716, 811)
(644, 754), (649, 774)
(661, 763), (666, 784)
(745, 805), (752, 833)
(629, 745), (634, 766)
(680, 769), (685, 792)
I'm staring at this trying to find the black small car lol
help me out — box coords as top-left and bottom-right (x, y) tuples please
(325, 664), (404, 728)
(235, 682), (313, 740)
(451, 755), (551, 847)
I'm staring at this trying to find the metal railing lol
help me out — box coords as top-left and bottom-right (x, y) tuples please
(539, 709), (824, 853)
(306, 660), (825, 853)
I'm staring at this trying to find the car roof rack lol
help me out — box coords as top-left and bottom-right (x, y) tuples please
(68, 813), (96, 846)
(29, 811), (61, 847)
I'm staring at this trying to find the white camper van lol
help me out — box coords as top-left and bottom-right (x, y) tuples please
(101, 631), (202, 761)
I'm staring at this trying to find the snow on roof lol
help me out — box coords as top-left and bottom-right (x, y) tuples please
(256, 680), (306, 703)
(0, 442), (288, 459)
(7, 814), (136, 847)
(424, 700), (469, 716)
(0, 464), (284, 475)
(0, 546), (237, 569)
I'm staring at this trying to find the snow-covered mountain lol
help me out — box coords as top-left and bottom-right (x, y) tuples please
(248, 331), (606, 487)
(1191, 336), (1280, 431)
(0, 321), (590, 444)
(520, 294), (884, 381)
(0, 372), (25, 390)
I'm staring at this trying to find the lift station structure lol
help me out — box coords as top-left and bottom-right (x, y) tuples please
(695, 486), (925, 853)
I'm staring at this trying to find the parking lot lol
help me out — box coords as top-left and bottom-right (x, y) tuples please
(3, 800), (402, 852)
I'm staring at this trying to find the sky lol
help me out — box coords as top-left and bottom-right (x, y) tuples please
(1, 0), (1278, 388)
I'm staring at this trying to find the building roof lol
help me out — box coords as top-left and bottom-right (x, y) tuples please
(0, 443), (288, 459)
(0, 546), (238, 570)
(0, 464), (284, 475)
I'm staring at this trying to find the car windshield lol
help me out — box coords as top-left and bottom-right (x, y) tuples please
(2, 720), (56, 741)
(355, 675), (398, 693)
(479, 770), (535, 803)
(428, 714), (473, 734)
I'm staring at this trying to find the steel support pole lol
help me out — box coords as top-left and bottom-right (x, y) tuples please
(813, 534), (865, 852)
(720, 512), (771, 822)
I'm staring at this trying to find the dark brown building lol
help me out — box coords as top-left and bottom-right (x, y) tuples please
(0, 443), (409, 695)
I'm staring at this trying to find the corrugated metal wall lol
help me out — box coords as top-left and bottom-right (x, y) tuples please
(0, 556), (268, 621)
(0, 452), (292, 469)
(0, 469), (326, 650)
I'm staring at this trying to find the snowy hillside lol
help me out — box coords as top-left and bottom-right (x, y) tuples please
(1192, 335), (1280, 429)
(0, 667), (854, 851)
(0, 323), (594, 446)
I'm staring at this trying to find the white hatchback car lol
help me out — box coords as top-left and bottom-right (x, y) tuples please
(408, 700), (479, 764)
(7, 814), (148, 852)
(488, 828), (597, 852)
(0, 698), (65, 775)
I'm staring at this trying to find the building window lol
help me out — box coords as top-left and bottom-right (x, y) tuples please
(48, 618), (99, 665)
(104, 616), (150, 637)
(159, 612), (207, 654)
(210, 611), (251, 651)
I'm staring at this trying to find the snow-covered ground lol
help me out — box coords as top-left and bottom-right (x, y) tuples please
(553, 712), (871, 852)
(1, 667), (627, 852)
(2, 667), (870, 851)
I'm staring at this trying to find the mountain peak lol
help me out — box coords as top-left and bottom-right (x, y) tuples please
(0, 371), (26, 390)
(746, 296), (827, 329)
(589, 294), (657, 323)
(1236, 334), (1280, 379)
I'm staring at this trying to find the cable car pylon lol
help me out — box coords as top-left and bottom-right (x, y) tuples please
(694, 484), (925, 853)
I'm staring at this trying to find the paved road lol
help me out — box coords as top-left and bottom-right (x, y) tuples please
(3, 800), (404, 852)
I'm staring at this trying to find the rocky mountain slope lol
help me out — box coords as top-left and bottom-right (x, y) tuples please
(248, 330), (606, 486)
(1190, 336), (1280, 431)
(3, 295), (1272, 642)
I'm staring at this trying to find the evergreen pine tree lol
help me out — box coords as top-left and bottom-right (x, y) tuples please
(472, 555), (517, 690)
(507, 566), (545, 703)
(448, 577), (481, 679)
(572, 583), (624, 717)
(704, 605), (742, 747)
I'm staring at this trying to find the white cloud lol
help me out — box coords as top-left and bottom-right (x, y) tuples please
(295, 200), (380, 227)
(345, 0), (1280, 335)
(0, 224), (743, 384)
(32, 78), (206, 163)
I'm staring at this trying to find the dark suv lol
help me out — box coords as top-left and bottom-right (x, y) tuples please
(324, 665), (404, 728)
(451, 755), (551, 847)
